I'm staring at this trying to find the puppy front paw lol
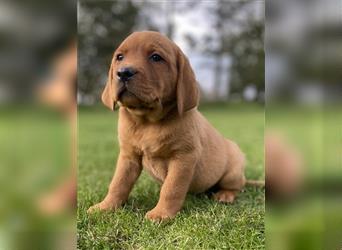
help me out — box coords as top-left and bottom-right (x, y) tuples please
(145, 207), (177, 222)
(87, 200), (120, 214)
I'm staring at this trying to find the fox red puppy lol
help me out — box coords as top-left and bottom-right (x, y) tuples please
(88, 31), (246, 221)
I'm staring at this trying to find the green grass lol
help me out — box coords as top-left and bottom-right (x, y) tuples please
(77, 103), (265, 249)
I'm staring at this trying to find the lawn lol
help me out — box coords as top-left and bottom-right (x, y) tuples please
(77, 103), (265, 249)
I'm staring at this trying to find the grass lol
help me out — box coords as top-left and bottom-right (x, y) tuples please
(77, 103), (265, 249)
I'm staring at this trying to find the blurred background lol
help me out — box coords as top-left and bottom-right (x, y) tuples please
(0, 1), (76, 250)
(266, 0), (342, 249)
(78, 0), (264, 105)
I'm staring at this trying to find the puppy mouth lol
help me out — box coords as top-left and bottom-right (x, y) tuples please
(117, 84), (155, 110)
(116, 80), (129, 97)
(126, 105), (154, 111)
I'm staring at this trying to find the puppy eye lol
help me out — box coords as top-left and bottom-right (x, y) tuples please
(150, 53), (163, 62)
(116, 54), (124, 61)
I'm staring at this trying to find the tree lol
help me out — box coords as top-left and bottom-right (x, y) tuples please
(201, 0), (264, 101)
(228, 20), (265, 100)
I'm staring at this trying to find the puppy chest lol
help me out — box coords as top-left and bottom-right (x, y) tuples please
(130, 129), (177, 182)
(142, 154), (168, 183)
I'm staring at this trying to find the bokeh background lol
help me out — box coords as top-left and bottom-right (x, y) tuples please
(0, 1), (76, 250)
(266, 0), (342, 249)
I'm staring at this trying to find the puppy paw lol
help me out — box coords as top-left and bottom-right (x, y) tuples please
(87, 200), (118, 214)
(145, 208), (176, 222)
(213, 190), (236, 203)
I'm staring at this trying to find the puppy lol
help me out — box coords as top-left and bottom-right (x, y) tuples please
(88, 31), (247, 221)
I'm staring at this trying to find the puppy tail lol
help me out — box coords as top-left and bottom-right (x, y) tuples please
(245, 179), (265, 188)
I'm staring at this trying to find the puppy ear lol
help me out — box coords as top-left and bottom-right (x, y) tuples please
(101, 59), (116, 110)
(176, 49), (199, 115)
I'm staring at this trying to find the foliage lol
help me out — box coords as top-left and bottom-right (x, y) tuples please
(229, 20), (265, 99)
(78, 0), (138, 101)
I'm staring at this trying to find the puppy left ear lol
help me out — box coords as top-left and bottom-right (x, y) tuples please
(176, 49), (199, 116)
(101, 59), (116, 110)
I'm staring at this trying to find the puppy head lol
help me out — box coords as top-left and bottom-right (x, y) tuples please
(102, 31), (199, 116)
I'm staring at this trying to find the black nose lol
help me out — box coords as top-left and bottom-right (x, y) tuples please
(117, 67), (137, 82)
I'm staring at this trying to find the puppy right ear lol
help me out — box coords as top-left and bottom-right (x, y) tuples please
(176, 49), (199, 116)
(101, 59), (116, 110)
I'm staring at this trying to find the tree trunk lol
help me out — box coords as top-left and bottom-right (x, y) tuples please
(213, 52), (223, 100)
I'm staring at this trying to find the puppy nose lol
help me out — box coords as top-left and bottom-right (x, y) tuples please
(117, 67), (137, 82)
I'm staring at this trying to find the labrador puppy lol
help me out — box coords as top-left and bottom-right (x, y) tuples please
(88, 31), (247, 221)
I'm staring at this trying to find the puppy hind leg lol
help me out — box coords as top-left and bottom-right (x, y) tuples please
(213, 189), (237, 203)
(213, 173), (246, 203)
(213, 142), (246, 203)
